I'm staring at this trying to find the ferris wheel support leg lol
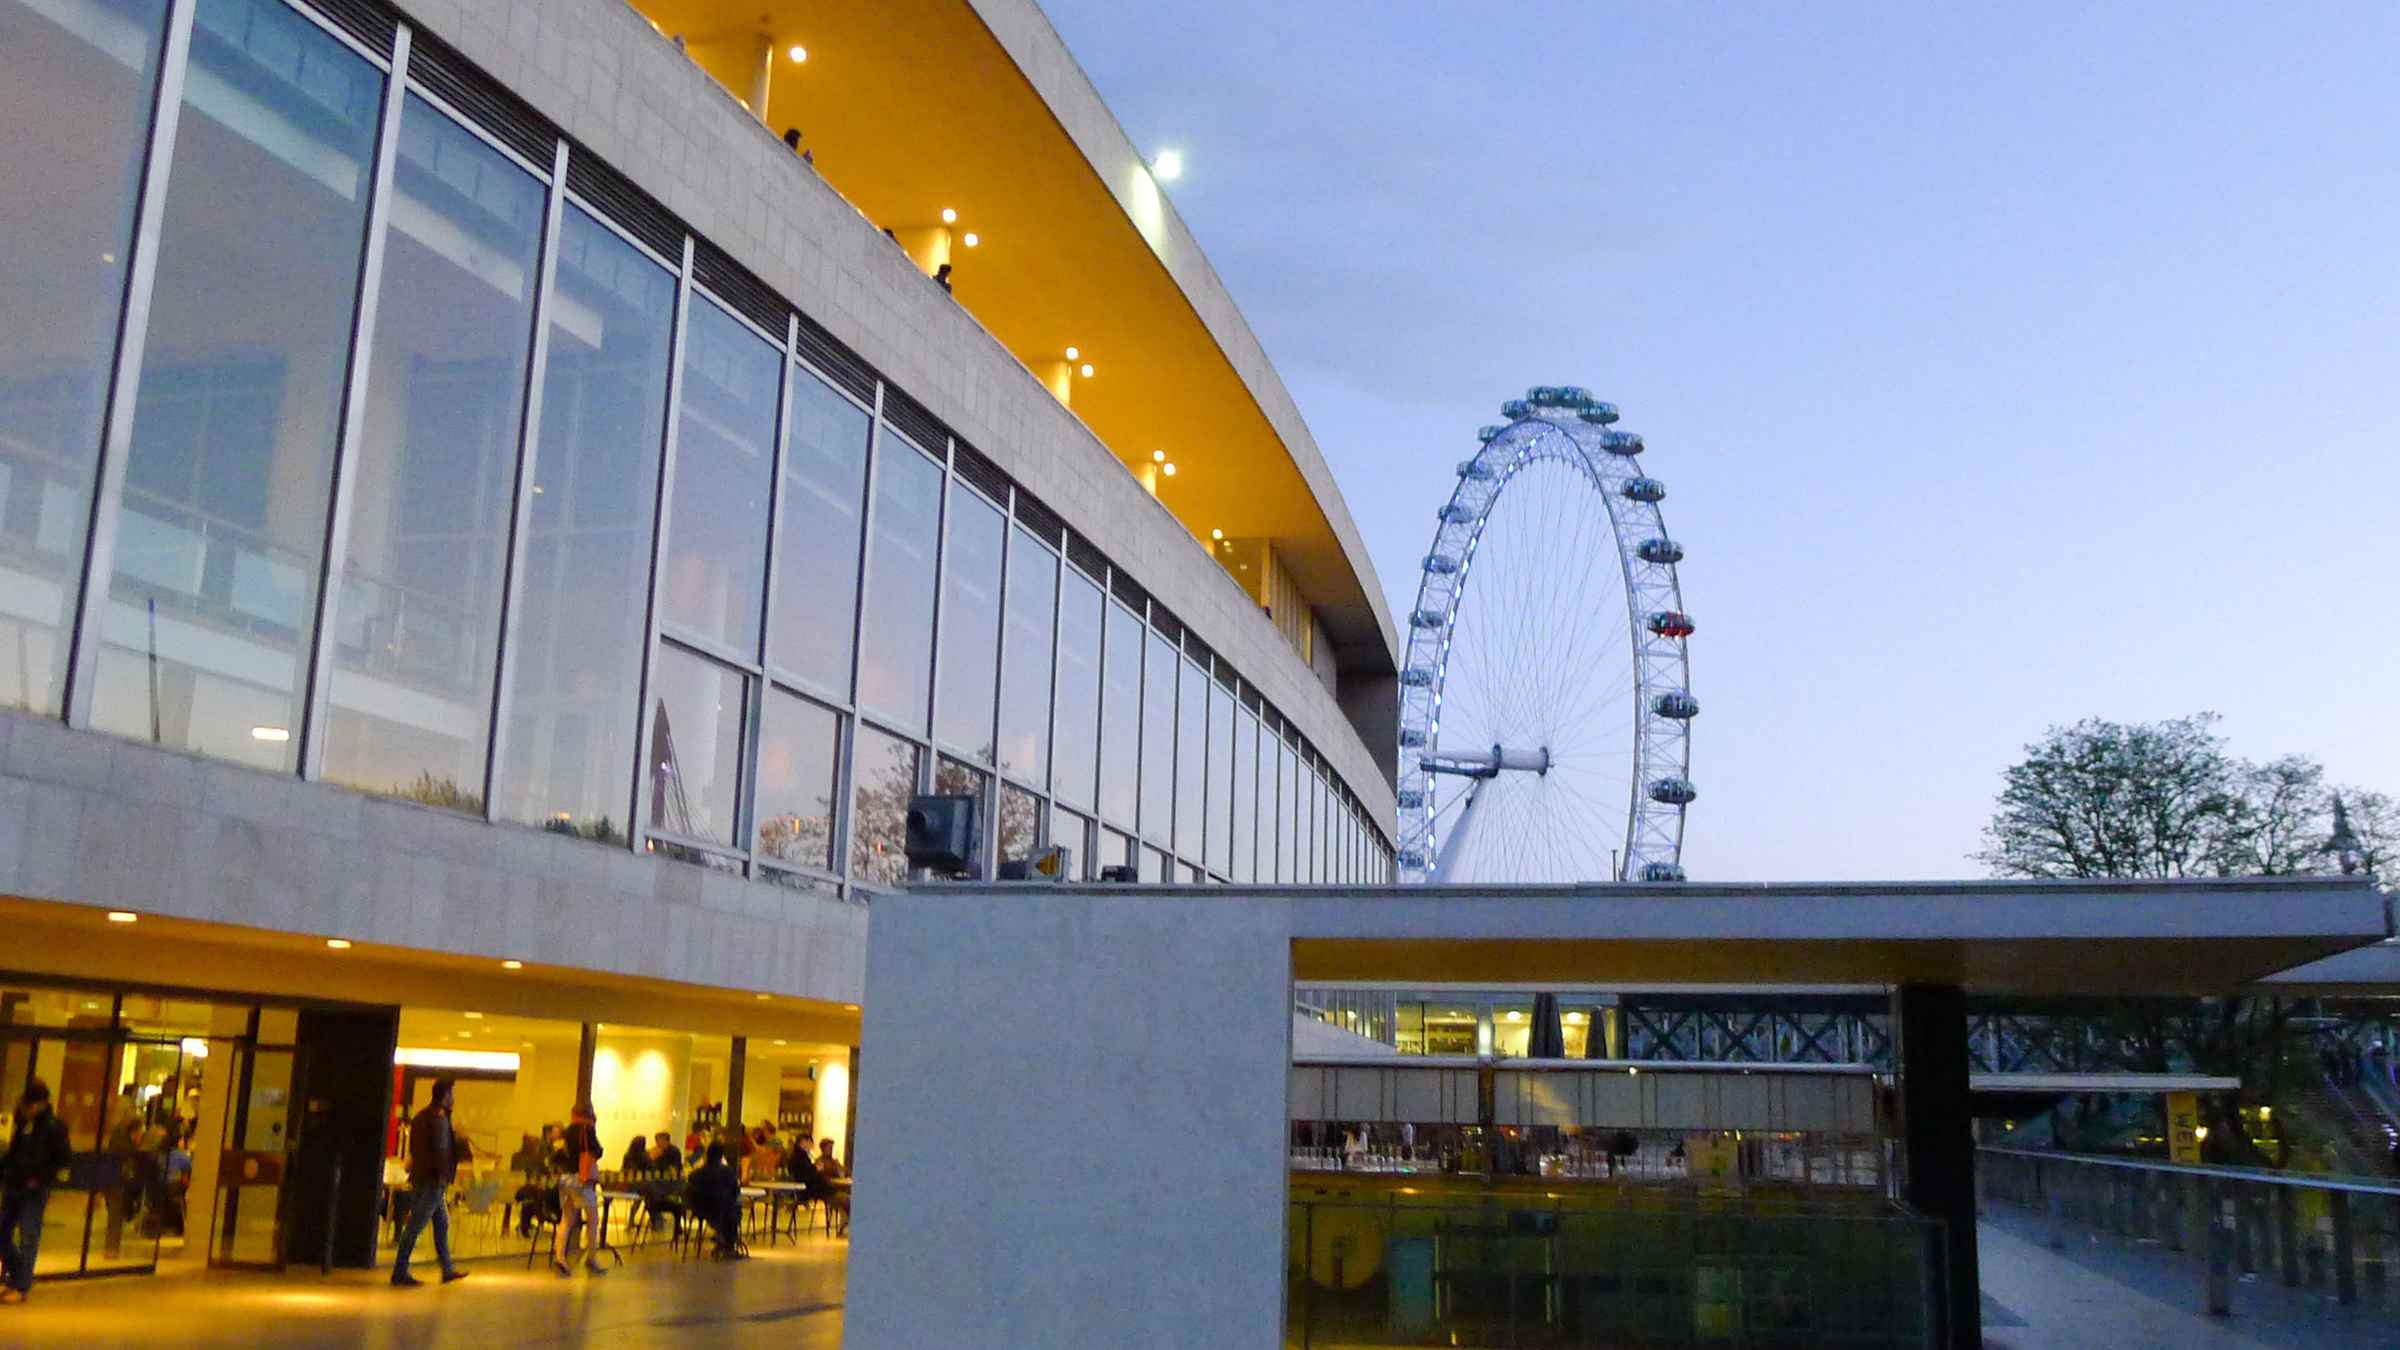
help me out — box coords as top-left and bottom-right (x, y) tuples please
(1430, 778), (1491, 885)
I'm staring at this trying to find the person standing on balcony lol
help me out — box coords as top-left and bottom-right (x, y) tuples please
(0, 1080), (73, 1304)
(391, 1077), (467, 1287)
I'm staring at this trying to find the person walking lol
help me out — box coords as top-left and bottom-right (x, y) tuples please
(0, 1079), (74, 1303)
(552, 1102), (606, 1278)
(390, 1078), (468, 1287)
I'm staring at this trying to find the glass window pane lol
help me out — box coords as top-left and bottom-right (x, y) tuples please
(997, 527), (1055, 787)
(1051, 569), (1101, 809)
(1205, 679), (1234, 877)
(998, 783), (1041, 863)
(1138, 846), (1164, 884)
(1140, 630), (1174, 843)
(0, 0), (166, 716)
(1232, 708), (1257, 883)
(494, 205), (672, 843)
(662, 298), (776, 653)
(1098, 601), (1140, 826)
(755, 689), (839, 873)
(769, 367), (868, 694)
(1276, 738), (1296, 883)
(1095, 824), (1129, 880)
(1049, 803), (1087, 874)
(94, 0), (383, 768)
(856, 435), (940, 734)
(645, 643), (746, 848)
(322, 95), (544, 810)
(1174, 660), (1204, 859)
(934, 754), (988, 867)
(931, 486), (1001, 761)
(851, 724), (922, 888)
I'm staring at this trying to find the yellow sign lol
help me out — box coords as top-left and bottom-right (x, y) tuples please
(2166, 1091), (2202, 1163)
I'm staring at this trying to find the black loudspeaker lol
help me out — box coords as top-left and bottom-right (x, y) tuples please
(1099, 865), (1138, 883)
(905, 794), (978, 873)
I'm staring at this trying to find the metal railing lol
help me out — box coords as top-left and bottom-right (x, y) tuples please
(1978, 1145), (2400, 1317)
(1285, 1191), (1942, 1348)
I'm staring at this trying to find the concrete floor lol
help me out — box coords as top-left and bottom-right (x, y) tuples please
(0, 1230), (845, 1349)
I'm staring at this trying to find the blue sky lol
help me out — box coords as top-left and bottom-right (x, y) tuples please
(1041, 1), (2400, 881)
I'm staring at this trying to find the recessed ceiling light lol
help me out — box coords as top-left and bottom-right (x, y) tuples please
(502, 960), (523, 970)
(843, 1004), (860, 1012)
(773, 1039), (788, 1046)
(1210, 528), (1223, 540)
(961, 232), (980, 248)
(325, 938), (352, 950)
(464, 1012), (484, 1020)
(1153, 149), (1184, 182)
(1161, 463), (1177, 477)
(940, 207), (956, 224)
(107, 911), (137, 924)
(755, 993), (772, 1001)
(251, 726), (290, 742)
(1078, 363), (1094, 378)
(786, 44), (806, 63)
(1150, 450), (1166, 463)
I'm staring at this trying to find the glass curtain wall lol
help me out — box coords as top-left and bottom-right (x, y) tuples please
(322, 94), (545, 808)
(0, 0), (168, 716)
(93, 0), (385, 767)
(16, 0), (1399, 900)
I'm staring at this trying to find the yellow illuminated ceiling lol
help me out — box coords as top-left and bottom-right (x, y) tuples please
(629, 0), (1390, 669)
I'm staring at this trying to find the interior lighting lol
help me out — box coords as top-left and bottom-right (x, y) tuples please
(1150, 449), (1166, 463)
(179, 1037), (210, 1059)
(1078, 363), (1094, 378)
(1161, 463), (1177, 477)
(786, 44), (807, 63)
(1210, 528), (1224, 540)
(2195, 1126), (2210, 1142)
(844, 1004), (860, 1012)
(463, 1012), (484, 1020)
(2258, 1106), (2271, 1120)
(962, 232), (980, 248)
(107, 911), (137, 924)
(396, 1046), (521, 1072)
(755, 993), (773, 1001)
(325, 938), (352, 950)
(1152, 149), (1184, 182)
(1064, 346), (1080, 361)
(773, 1038), (788, 1046)
(251, 726), (291, 742)
(940, 207), (957, 224)
(502, 960), (523, 970)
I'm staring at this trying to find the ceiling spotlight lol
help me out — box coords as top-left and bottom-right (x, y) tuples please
(786, 44), (807, 63)
(1150, 450), (1166, 463)
(502, 959), (523, 970)
(1161, 463), (1178, 477)
(1079, 363), (1094, 378)
(940, 207), (957, 224)
(1153, 149), (1184, 182)
(107, 911), (138, 924)
(844, 1004), (860, 1012)
(1210, 528), (1224, 541)
(755, 993), (772, 1001)
(325, 938), (352, 950)
(464, 1012), (484, 1020)
(1064, 346), (1080, 361)
(962, 232), (980, 248)
(773, 1038), (788, 1046)
(251, 726), (290, 742)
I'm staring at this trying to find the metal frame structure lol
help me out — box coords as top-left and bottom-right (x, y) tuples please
(1396, 387), (1693, 883)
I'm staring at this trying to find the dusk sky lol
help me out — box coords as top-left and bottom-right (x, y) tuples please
(1043, 1), (2400, 881)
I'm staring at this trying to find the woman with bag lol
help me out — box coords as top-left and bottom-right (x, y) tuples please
(552, 1102), (607, 1278)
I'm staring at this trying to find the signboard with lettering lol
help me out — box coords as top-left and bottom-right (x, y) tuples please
(2166, 1091), (2202, 1163)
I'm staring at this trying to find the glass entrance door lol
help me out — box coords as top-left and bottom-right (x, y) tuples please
(208, 1043), (296, 1270)
(0, 1029), (176, 1280)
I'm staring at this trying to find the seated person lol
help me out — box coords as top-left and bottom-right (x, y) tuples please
(649, 1131), (684, 1174)
(813, 1138), (844, 1180)
(619, 1134), (652, 1175)
(782, 1142), (836, 1201)
(688, 1142), (745, 1257)
(508, 1132), (545, 1177)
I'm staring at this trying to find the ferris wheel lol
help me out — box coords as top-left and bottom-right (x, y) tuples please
(1396, 386), (1694, 884)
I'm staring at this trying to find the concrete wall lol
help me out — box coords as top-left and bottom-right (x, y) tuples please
(0, 710), (866, 1005)
(847, 887), (1294, 1349)
(383, 0), (1395, 832)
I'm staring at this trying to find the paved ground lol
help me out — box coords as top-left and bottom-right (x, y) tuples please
(0, 1230), (845, 1349)
(1979, 1209), (2397, 1349)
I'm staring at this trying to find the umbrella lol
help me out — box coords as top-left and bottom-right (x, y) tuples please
(1529, 993), (1566, 1059)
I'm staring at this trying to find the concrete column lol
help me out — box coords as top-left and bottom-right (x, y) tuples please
(1893, 983), (1978, 1350)
(574, 1022), (596, 1108)
(726, 1035), (747, 1134)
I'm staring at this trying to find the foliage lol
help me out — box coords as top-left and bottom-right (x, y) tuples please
(396, 771), (484, 817)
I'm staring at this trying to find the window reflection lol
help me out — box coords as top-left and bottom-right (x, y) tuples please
(1205, 679), (1234, 877)
(1275, 735), (1295, 883)
(93, 0), (383, 769)
(1140, 630), (1174, 844)
(1095, 824), (1130, 880)
(998, 782), (1040, 864)
(1174, 658), (1204, 860)
(1232, 707), (1258, 883)
(850, 724), (921, 888)
(769, 368), (868, 695)
(855, 435), (939, 735)
(996, 527), (1055, 787)
(322, 96), (545, 811)
(647, 643), (746, 849)
(1098, 601), (1141, 827)
(755, 689), (839, 873)
(1052, 570), (1101, 810)
(931, 487), (1000, 762)
(933, 754), (987, 870)
(1049, 803), (1088, 875)
(662, 299), (776, 654)
(494, 206), (673, 843)
(0, 0), (166, 716)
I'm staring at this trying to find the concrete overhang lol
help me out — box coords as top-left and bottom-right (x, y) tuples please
(996, 876), (2388, 996)
(629, 0), (1400, 676)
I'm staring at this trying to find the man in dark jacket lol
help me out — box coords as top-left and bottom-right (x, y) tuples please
(390, 1078), (467, 1287)
(688, 1142), (745, 1257)
(0, 1079), (73, 1302)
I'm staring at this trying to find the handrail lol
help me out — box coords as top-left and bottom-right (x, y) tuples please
(1978, 1144), (2400, 1197)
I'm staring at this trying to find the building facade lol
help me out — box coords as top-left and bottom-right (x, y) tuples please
(0, 0), (1398, 1279)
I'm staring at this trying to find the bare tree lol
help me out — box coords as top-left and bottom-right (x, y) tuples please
(1975, 714), (2243, 879)
(2219, 755), (2330, 877)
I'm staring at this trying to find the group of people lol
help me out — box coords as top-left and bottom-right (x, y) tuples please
(392, 1086), (851, 1284)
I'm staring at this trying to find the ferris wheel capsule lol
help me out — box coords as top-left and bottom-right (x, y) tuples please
(1423, 554), (1459, 575)
(1409, 608), (1447, 629)
(1577, 402), (1621, 425)
(1639, 862), (1688, 883)
(1622, 477), (1666, 503)
(1651, 691), (1700, 720)
(1475, 425), (1505, 444)
(1458, 459), (1497, 479)
(1602, 431), (1644, 455)
(1438, 503), (1479, 523)
(1500, 399), (1532, 419)
(1647, 610), (1695, 638)
(1648, 776), (1698, 806)
(1400, 666), (1436, 688)
(1636, 537), (1684, 564)
(1527, 385), (1587, 408)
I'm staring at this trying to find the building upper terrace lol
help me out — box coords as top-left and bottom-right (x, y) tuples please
(626, 0), (1400, 690)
